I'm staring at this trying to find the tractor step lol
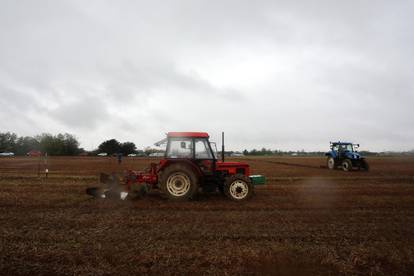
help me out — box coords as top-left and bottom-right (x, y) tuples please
(250, 175), (265, 185)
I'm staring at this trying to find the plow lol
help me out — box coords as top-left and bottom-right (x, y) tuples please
(86, 132), (265, 201)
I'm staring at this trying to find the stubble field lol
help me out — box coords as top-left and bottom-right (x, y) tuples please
(1, 156), (414, 275)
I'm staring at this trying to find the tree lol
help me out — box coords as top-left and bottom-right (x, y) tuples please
(0, 132), (17, 152)
(62, 133), (80, 155)
(37, 133), (60, 155)
(120, 142), (136, 155)
(98, 139), (121, 155)
(36, 133), (81, 155)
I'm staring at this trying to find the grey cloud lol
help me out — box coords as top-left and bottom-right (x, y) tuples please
(49, 96), (110, 129)
(99, 60), (246, 103)
(0, 0), (413, 151)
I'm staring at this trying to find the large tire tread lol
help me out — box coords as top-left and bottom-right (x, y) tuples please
(327, 157), (335, 170)
(342, 159), (353, 172)
(159, 163), (199, 201)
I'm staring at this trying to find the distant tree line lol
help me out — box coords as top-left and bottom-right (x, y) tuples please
(241, 148), (384, 156)
(0, 132), (142, 156)
(0, 132), (141, 156)
(0, 132), (81, 156)
(241, 148), (324, 156)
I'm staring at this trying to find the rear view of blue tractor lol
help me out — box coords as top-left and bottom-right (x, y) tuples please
(325, 142), (369, 172)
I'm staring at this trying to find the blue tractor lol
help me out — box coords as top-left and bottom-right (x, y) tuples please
(325, 142), (369, 171)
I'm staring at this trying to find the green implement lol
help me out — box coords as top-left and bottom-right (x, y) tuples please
(249, 175), (266, 185)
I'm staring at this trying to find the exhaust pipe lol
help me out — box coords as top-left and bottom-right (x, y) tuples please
(222, 131), (225, 162)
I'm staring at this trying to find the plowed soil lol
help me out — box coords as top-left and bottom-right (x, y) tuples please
(1, 156), (414, 275)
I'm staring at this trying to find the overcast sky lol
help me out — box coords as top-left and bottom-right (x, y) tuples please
(1, 0), (413, 151)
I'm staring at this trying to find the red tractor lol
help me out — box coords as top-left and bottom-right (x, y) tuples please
(87, 132), (265, 201)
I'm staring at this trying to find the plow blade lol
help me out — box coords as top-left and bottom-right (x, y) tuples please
(86, 173), (128, 200)
(86, 187), (108, 198)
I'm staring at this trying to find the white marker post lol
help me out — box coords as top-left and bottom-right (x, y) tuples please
(44, 152), (48, 178)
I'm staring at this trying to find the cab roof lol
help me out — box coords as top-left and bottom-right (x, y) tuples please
(331, 141), (353, 145)
(167, 132), (209, 138)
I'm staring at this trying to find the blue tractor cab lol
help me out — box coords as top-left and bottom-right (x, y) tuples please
(325, 142), (369, 171)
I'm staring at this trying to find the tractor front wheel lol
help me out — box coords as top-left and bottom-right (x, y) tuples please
(327, 157), (335, 170)
(224, 174), (253, 201)
(360, 159), (370, 171)
(159, 164), (199, 201)
(342, 159), (353, 172)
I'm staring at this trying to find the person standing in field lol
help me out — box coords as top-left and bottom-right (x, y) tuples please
(117, 151), (122, 164)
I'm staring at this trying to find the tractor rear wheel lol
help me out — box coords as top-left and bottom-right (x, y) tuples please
(342, 159), (353, 172)
(327, 157), (335, 170)
(218, 184), (225, 195)
(224, 174), (253, 201)
(159, 164), (199, 201)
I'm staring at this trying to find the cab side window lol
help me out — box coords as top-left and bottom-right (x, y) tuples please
(195, 139), (213, 159)
(167, 138), (192, 158)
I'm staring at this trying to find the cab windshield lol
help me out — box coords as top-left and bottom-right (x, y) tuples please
(338, 144), (353, 152)
(194, 138), (213, 159)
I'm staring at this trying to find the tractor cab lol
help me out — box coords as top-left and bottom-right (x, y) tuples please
(160, 132), (250, 176)
(160, 132), (217, 176)
(164, 132), (214, 160)
(330, 142), (358, 158)
(325, 141), (369, 171)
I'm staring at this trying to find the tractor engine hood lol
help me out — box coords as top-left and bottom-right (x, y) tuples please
(344, 151), (361, 159)
(215, 161), (265, 185)
(216, 161), (250, 175)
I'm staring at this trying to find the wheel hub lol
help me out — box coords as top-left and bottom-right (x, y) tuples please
(166, 173), (191, 196)
(229, 180), (248, 200)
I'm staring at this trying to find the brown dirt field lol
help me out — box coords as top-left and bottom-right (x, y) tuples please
(1, 156), (414, 275)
